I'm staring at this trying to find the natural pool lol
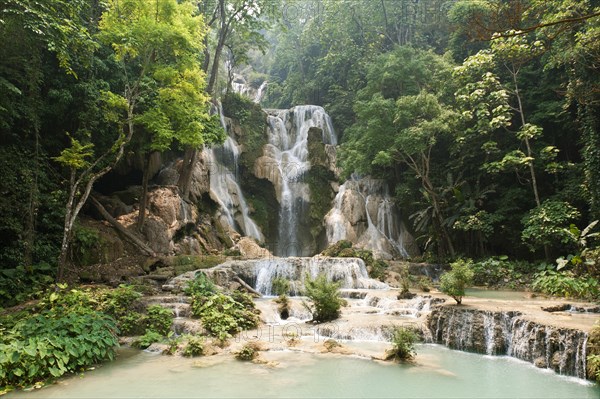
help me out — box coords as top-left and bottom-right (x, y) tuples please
(7, 344), (599, 398)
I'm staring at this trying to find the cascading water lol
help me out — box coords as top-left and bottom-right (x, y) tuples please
(231, 73), (267, 104)
(205, 103), (263, 241)
(247, 256), (387, 296)
(325, 175), (410, 259)
(265, 106), (337, 256)
(428, 306), (590, 378)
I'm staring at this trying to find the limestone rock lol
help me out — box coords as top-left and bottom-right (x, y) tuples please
(234, 237), (272, 259)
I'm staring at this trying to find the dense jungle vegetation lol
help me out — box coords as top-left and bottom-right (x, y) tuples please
(1, 0), (600, 303)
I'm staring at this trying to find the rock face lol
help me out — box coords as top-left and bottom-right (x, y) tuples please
(325, 176), (419, 259)
(97, 186), (229, 256)
(427, 306), (589, 378)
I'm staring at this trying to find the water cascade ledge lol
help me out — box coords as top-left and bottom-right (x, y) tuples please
(427, 306), (589, 378)
(163, 256), (388, 296)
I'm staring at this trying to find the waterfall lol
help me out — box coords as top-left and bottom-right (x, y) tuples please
(206, 103), (263, 242)
(325, 175), (410, 259)
(231, 73), (267, 104)
(265, 106), (337, 256)
(254, 80), (268, 103)
(428, 306), (590, 378)
(223, 256), (387, 296)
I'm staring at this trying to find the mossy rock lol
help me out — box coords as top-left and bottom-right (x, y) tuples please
(222, 93), (268, 171)
(321, 240), (353, 257)
(338, 248), (357, 257)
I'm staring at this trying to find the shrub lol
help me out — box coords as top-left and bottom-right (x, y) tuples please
(588, 322), (600, 381)
(469, 257), (533, 288)
(184, 272), (216, 297)
(370, 259), (389, 280)
(118, 312), (146, 336)
(440, 259), (475, 305)
(146, 305), (173, 336)
(182, 336), (204, 357)
(321, 240), (353, 257)
(302, 274), (343, 322)
(386, 327), (418, 361)
(521, 200), (580, 252)
(235, 342), (260, 361)
(531, 270), (599, 299)
(98, 285), (144, 335)
(191, 292), (260, 341)
(0, 310), (118, 389)
(134, 331), (163, 349)
(271, 277), (290, 296)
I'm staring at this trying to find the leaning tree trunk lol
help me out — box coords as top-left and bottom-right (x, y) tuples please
(137, 151), (152, 230)
(91, 196), (156, 257)
(178, 148), (198, 201)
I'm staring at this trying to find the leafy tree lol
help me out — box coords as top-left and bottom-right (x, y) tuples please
(521, 199), (581, 253)
(440, 259), (475, 305)
(302, 274), (343, 322)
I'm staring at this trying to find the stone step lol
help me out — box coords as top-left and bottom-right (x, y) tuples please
(172, 317), (204, 335)
(142, 295), (192, 304)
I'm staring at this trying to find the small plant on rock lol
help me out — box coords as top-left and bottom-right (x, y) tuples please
(182, 336), (204, 357)
(184, 272), (216, 297)
(146, 305), (173, 336)
(440, 259), (474, 305)
(235, 342), (260, 361)
(133, 331), (163, 349)
(385, 327), (418, 361)
(302, 274), (343, 322)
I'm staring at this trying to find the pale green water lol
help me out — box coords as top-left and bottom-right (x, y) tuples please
(8, 345), (599, 398)
(465, 287), (532, 300)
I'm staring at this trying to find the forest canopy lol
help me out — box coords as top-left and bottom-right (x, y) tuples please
(1, 0), (600, 302)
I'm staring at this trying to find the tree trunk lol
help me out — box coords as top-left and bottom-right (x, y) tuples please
(90, 196), (156, 257)
(57, 172), (77, 282)
(178, 147), (198, 201)
(137, 152), (152, 230)
(206, 0), (228, 95)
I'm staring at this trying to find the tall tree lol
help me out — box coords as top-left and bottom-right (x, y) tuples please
(54, 0), (220, 280)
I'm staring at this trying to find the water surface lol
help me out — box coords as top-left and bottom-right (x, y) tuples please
(8, 345), (599, 398)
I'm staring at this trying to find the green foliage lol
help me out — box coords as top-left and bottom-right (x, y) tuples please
(221, 92), (267, 170)
(235, 342), (259, 361)
(0, 263), (55, 307)
(0, 287), (118, 389)
(531, 270), (599, 300)
(321, 240), (353, 257)
(370, 260), (389, 281)
(223, 248), (242, 257)
(133, 331), (163, 350)
(387, 327), (418, 361)
(440, 260), (475, 304)
(521, 200), (581, 252)
(174, 255), (224, 271)
(182, 336), (204, 357)
(191, 292), (260, 341)
(588, 321), (600, 381)
(184, 272), (217, 297)
(469, 257), (534, 288)
(271, 277), (290, 296)
(145, 305), (173, 336)
(302, 274), (343, 323)
(588, 354), (600, 381)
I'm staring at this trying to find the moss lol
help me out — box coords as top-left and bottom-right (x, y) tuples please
(306, 164), (335, 243)
(239, 171), (279, 241)
(173, 255), (224, 273)
(321, 240), (353, 257)
(221, 92), (268, 171)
